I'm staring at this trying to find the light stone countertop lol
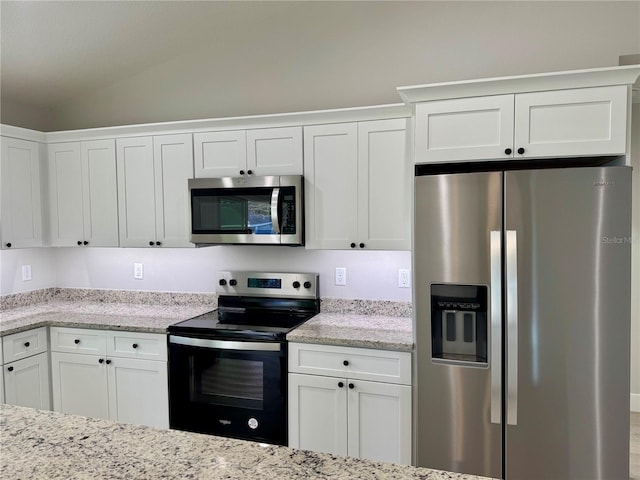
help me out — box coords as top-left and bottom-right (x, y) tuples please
(0, 300), (214, 336)
(287, 312), (413, 351)
(0, 404), (494, 480)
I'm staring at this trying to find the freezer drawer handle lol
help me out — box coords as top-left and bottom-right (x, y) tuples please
(506, 230), (519, 426)
(490, 231), (502, 425)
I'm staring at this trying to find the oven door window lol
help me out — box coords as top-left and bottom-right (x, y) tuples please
(191, 188), (276, 235)
(191, 355), (263, 410)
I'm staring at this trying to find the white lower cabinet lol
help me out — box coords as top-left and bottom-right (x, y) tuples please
(50, 327), (169, 428)
(288, 343), (411, 465)
(2, 327), (51, 410)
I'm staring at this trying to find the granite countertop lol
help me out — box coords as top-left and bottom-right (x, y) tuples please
(0, 404), (493, 480)
(287, 312), (413, 351)
(0, 301), (214, 336)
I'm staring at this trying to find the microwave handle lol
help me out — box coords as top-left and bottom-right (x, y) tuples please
(271, 188), (281, 234)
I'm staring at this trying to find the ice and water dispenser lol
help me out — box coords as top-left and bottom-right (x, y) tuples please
(430, 284), (488, 365)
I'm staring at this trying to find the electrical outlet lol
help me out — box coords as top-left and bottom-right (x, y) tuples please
(335, 267), (347, 286)
(134, 263), (144, 280)
(21, 265), (32, 281)
(398, 269), (410, 288)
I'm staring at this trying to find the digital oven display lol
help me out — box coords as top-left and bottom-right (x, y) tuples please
(247, 278), (282, 289)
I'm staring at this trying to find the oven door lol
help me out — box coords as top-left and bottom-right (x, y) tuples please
(168, 335), (287, 445)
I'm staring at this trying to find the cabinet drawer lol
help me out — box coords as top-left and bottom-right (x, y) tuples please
(2, 327), (48, 363)
(106, 331), (167, 361)
(289, 343), (411, 385)
(50, 327), (107, 354)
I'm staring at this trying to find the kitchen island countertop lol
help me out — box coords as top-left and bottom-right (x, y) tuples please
(0, 404), (493, 480)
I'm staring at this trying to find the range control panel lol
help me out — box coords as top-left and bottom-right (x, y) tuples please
(216, 271), (319, 299)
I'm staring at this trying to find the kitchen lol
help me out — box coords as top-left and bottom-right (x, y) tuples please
(1, 2), (639, 479)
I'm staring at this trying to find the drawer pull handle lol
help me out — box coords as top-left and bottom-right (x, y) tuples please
(99, 358), (104, 364)
(343, 360), (349, 366)
(348, 383), (355, 389)
(7, 366), (14, 372)
(24, 342), (30, 348)
(74, 339), (80, 344)
(338, 382), (344, 388)
(132, 343), (138, 349)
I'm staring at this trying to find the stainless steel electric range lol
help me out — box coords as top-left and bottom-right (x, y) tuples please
(167, 271), (319, 446)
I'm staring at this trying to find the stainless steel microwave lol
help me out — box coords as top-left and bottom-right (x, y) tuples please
(188, 175), (304, 246)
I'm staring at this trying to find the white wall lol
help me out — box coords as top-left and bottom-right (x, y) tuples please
(0, 248), (56, 295)
(53, 247), (411, 301)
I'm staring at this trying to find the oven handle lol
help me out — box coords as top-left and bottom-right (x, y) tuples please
(169, 335), (282, 351)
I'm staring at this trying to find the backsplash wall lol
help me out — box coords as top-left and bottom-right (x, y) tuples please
(0, 247), (412, 302)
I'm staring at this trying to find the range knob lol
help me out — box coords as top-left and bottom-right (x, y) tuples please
(219, 279), (227, 286)
(292, 281), (301, 289)
(229, 279), (238, 286)
(303, 281), (312, 289)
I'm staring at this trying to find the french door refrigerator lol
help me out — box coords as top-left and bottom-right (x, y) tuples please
(413, 164), (631, 479)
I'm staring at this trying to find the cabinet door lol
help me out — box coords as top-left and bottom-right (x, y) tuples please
(4, 352), (51, 410)
(514, 85), (628, 158)
(414, 95), (515, 163)
(107, 357), (169, 428)
(153, 134), (194, 248)
(193, 130), (246, 178)
(357, 119), (410, 250)
(303, 123), (358, 249)
(50, 352), (110, 419)
(247, 126), (303, 175)
(0, 137), (43, 249)
(48, 142), (84, 246)
(288, 373), (347, 455)
(81, 139), (119, 246)
(116, 137), (157, 247)
(347, 380), (411, 465)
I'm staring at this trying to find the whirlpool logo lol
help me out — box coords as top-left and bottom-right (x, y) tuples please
(219, 419), (232, 426)
(602, 236), (632, 244)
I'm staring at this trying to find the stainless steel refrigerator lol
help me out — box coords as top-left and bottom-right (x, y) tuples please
(413, 165), (631, 479)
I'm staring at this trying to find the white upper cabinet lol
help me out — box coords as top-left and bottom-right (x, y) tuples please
(414, 85), (629, 164)
(304, 119), (409, 250)
(117, 134), (193, 248)
(194, 126), (302, 178)
(48, 140), (119, 247)
(0, 137), (43, 249)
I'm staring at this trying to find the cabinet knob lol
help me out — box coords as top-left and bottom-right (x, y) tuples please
(5, 243), (11, 248)
(338, 381), (344, 388)
(239, 170), (245, 175)
(350, 243), (356, 248)
(99, 358), (104, 364)
(24, 342), (30, 348)
(343, 360), (349, 366)
(106, 359), (112, 365)
(504, 148), (512, 155)
(132, 343), (138, 349)
(83, 241), (89, 246)
(7, 366), (14, 372)
(247, 170), (253, 175)
(348, 383), (355, 389)
(156, 241), (162, 246)
(77, 240), (82, 246)
(359, 243), (365, 249)
(149, 241), (155, 246)
(517, 147), (525, 155)
(74, 339), (80, 344)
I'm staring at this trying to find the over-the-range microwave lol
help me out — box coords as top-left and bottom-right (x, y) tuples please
(188, 175), (304, 246)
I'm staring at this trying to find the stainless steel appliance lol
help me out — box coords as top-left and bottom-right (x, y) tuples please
(413, 162), (631, 479)
(168, 271), (319, 445)
(188, 175), (304, 246)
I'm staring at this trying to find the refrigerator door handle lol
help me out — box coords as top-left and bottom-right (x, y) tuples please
(506, 230), (518, 426)
(490, 231), (502, 424)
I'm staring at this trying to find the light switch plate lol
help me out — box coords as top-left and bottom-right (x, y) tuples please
(134, 263), (144, 280)
(21, 265), (32, 281)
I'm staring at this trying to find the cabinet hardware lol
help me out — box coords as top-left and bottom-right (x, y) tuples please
(348, 383), (355, 389)
(350, 243), (356, 248)
(132, 343), (138, 349)
(24, 342), (30, 348)
(98, 358), (104, 364)
(83, 241), (89, 245)
(149, 241), (154, 246)
(338, 381), (344, 388)
(359, 243), (365, 249)
(74, 339), (80, 344)
(7, 366), (14, 372)
(505, 148), (512, 155)
(517, 147), (525, 155)
(6, 243), (11, 248)
(155, 241), (161, 246)
(343, 360), (349, 366)
(77, 240), (82, 246)
(106, 359), (112, 365)
(247, 170), (253, 175)
(239, 170), (245, 175)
